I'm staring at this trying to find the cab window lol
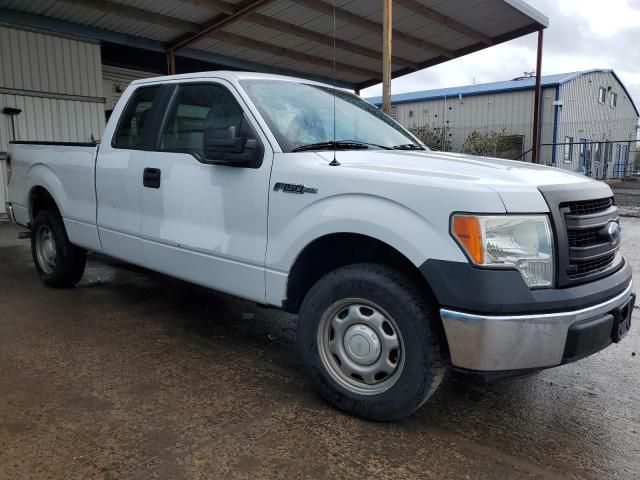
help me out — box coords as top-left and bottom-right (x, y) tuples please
(160, 83), (244, 158)
(113, 86), (160, 148)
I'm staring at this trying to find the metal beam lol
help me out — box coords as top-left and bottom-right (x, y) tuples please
(210, 31), (381, 79)
(166, 51), (176, 75)
(532, 29), (544, 164)
(382, 0), (392, 115)
(180, 0), (418, 69)
(291, 0), (455, 58)
(0, 86), (105, 104)
(59, 0), (198, 32)
(394, 0), (493, 46)
(168, 0), (273, 52)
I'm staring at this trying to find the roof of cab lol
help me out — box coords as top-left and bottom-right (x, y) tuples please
(132, 71), (327, 86)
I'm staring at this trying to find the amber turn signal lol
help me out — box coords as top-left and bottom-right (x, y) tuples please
(452, 215), (484, 264)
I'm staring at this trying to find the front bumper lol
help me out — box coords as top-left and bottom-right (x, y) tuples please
(440, 281), (634, 371)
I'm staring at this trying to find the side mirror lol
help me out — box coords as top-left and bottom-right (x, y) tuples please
(203, 116), (263, 167)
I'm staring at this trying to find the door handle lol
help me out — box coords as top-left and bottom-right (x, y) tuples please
(143, 168), (161, 188)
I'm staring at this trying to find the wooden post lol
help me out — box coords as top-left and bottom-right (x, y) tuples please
(166, 50), (176, 75)
(382, 0), (392, 114)
(531, 29), (544, 164)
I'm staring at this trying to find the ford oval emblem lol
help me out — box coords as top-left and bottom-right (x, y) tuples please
(602, 221), (621, 242)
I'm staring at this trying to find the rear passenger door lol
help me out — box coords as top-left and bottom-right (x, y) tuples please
(96, 84), (168, 264)
(139, 81), (274, 303)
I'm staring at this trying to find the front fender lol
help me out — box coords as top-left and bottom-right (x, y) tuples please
(266, 193), (468, 273)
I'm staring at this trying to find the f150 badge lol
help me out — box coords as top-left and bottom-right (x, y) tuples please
(273, 182), (318, 194)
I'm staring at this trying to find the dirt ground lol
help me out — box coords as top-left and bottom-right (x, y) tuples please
(1, 218), (639, 480)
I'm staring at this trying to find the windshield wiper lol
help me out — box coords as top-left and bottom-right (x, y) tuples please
(393, 143), (426, 150)
(341, 140), (392, 150)
(292, 140), (390, 152)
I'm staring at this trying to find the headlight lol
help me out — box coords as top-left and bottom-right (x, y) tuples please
(451, 214), (554, 288)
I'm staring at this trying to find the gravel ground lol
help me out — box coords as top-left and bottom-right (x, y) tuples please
(612, 181), (640, 217)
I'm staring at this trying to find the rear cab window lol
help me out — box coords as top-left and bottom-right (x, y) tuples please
(113, 86), (161, 149)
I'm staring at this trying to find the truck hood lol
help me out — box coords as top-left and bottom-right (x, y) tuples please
(315, 149), (608, 213)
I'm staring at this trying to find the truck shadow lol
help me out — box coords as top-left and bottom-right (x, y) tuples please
(82, 252), (539, 403)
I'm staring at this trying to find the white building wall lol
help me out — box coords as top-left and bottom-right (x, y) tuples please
(554, 71), (638, 179)
(0, 25), (105, 151)
(393, 86), (556, 163)
(390, 73), (639, 172)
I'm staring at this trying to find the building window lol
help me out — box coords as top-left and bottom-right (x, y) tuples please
(563, 136), (574, 163)
(610, 92), (618, 108)
(598, 87), (606, 104)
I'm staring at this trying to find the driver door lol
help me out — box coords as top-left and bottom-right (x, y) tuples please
(140, 81), (273, 302)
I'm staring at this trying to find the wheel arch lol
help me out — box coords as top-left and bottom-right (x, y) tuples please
(283, 232), (437, 315)
(29, 185), (61, 224)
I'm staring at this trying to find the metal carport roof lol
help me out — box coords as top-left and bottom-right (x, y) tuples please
(0, 0), (548, 90)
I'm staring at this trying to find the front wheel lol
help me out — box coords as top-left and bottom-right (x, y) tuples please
(31, 210), (86, 288)
(297, 263), (448, 421)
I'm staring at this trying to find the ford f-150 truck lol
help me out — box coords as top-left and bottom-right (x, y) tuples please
(5, 71), (634, 421)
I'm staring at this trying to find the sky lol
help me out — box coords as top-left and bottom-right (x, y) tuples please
(360, 0), (640, 108)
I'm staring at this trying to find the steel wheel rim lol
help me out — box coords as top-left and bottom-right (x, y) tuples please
(35, 225), (56, 274)
(317, 298), (405, 396)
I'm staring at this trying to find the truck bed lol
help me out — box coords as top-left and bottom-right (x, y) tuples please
(7, 141), (100, 251)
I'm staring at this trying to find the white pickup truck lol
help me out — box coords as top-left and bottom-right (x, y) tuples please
(6, 71), (634, 421)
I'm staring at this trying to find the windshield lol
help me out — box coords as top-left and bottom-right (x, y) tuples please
(239, 79), (425, 152)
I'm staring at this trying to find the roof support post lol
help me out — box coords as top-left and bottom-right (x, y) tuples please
(531, 28), (544, 164)
(382, 0), (393, 115)
(166, 50), (176, 75)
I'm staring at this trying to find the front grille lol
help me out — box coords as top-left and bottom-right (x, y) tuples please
(567, 252), (617, 280)
(540, 188), (621, 286)
(567, 227), (600, 247)
(561, 197), (614, 216)
(561, 196), (618, 281)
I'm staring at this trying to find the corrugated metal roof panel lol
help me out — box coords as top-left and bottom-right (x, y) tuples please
(0, 0), (549, 88)
(112, 0), (212, 23)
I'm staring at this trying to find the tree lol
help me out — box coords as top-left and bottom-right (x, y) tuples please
(462, 129), (523, 159)
(408, 125), (451, 151)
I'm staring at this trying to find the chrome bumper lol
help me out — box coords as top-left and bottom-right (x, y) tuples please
(4, 202), (15, 223)
(440, 282), (634, 371)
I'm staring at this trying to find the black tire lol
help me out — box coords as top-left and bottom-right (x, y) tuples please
(31, 210), (86, 288)
(297, 263), (448, 421)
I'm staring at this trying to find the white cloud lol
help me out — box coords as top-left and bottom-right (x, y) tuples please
(553, 0), (640, 36)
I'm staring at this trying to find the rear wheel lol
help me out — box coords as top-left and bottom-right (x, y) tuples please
(31, 210), (86, 288)
(297, 263), (448, 421)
